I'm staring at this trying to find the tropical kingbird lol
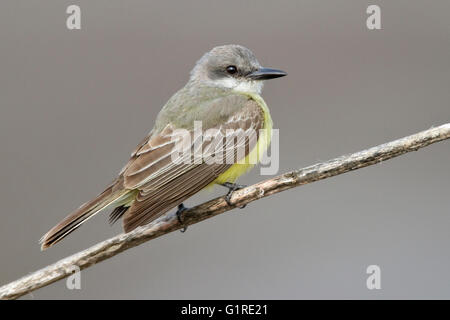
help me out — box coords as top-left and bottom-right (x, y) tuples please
(40, 44), (287, 249)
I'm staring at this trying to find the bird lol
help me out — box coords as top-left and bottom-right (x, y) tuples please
(40, 44), (287, 250)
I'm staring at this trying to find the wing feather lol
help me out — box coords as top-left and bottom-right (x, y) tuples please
(113, 97), (265, 232)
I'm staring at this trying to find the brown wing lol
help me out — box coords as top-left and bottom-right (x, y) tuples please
(117, 99), (265, 232)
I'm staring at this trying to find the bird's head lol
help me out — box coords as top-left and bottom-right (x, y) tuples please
(189, 44), (287, 94)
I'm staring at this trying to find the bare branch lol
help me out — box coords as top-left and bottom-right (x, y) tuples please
(1, 123), (449, 300)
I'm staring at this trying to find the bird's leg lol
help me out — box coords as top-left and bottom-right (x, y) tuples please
(175, 203), (188, 233)
(220, 182), (247, 209)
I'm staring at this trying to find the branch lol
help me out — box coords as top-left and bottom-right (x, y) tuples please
(1, 123), (449, 300)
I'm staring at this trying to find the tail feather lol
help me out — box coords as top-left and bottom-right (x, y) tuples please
(108, 205), (128, 225)
(40, 187), (129, 250)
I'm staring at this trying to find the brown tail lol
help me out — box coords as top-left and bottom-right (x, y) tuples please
(40, 186), (127, 250)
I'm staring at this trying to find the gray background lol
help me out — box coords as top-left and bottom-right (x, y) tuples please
(1, 0), (449, 299)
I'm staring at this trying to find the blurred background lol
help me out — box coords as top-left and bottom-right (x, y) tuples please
(1, 0), (449, 299)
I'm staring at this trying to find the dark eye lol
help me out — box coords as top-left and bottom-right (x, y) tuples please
(226, 65), (238, 75)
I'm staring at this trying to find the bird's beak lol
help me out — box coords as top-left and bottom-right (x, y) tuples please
(247, 68), (287, 80)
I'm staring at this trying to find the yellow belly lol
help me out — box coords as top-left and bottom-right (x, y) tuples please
(213, 93), (272, 185)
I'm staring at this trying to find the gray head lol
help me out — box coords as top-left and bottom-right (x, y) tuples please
(190, 44), (287, 94)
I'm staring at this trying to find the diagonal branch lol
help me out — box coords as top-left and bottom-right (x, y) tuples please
(1, 123), (449, 300)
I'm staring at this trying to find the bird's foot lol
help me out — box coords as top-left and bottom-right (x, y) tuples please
(176, 203), (188, 232)
(221, 182), (247, 208)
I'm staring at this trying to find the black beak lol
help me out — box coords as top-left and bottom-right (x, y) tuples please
(247, 68), (287, 80)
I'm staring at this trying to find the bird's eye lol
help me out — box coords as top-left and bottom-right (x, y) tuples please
(226, 65), (238, 75)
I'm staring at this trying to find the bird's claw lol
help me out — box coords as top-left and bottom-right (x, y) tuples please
(221, 182), (247, 209)
(176, 203), (188, 232)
